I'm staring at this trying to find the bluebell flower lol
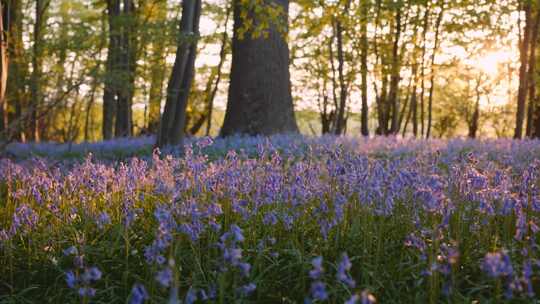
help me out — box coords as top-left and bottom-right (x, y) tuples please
(185, 287), (198, 304)
(65, 270), (77, 288)
(96, 212), (111, 229)
(74, 255), (84, 269)
(310, 281), (328, 301)
(156, 268), (173, 287)
(238, 262), (251, 277)
(337, 253), (355, 288)
(78, 287), (96, 297)
(129, 284), (149, 304)
(309, 256), (324, 279)
(230, 224), (245, 242)
(345, 294), (360, 304)
(483, 251), (513, 278)
(82, 267), (102, 282)
(63, 246), (78, 256)
(237, 283), (256, 296)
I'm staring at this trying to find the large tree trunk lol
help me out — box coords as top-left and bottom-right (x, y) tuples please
(156, 0), (201, 147)
(220, 0), (298, 136)
(359, 0), (369, 137)
(516, 1), (533, 139)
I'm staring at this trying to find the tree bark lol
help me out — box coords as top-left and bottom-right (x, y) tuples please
(220, 0), (298, 136)
(359, 0), (369, 137)
(4, 0), (25, 141)
(103, 0), (120, 140)
(426, 3), (444, 139)
(515, 1), (532, 139)
(469, 81), (481, 138)
(156, 0), (201, 147)
(419, 6), (430, 137)
(0, 1), (8, 135)
(526, 1), (540, 137)
(206, 5), (230, 136)
(114, 0), (136, 138)
(388, 9), (402, 135)
(147, 1), (167, 134)
(29, 0), (48, 142)
(103, 0), (137, 139)
(334, 18), (348, 135)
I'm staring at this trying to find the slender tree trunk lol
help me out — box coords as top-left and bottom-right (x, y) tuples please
(29, 0), (48, 142)
(84, 71), (99, 141)
(469, 82), (481, 138)
(516, 1), (532, 139)
(334, 18), (348, 135)
(360, 0), (369, 137)
(0, 2), (8, 135)
(526, 1), (540, 137)
(103, 0), (120, 140)
(147, 0), (167, 134)
(189, 113), (207, 135)
(115, 0), (136, 137)
(156, 0), (202, 147)
(5, 0), (25, 141)
(333, 0), (352, 135)
(328, 31), (339, 132)
(388, 9), (402, 135)
(220, 0), (298, 136)
(206, 6), (230, 136)
(318, 66), (332, 134)
(147, 45), (165, 133)
(411, 87), (418, 137)
(398, 65), (413, 135)
(377, 75), (389, 135)
(426, 3), (444, 139)
(419, 6), (430, 137)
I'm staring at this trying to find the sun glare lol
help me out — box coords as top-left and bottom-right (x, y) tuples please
(474, 50), (513, 77)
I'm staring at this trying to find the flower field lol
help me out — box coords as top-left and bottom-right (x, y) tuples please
(1, 135), (540, 303)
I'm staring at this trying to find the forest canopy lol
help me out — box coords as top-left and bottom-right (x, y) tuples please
(0, 0), (535, 145)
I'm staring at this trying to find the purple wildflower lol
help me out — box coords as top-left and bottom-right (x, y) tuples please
(65, 270), (77, 288)
(309, 256), (324, 279)
(78, 287), (96, 297)
(483, 251), (513, 278)
(237, 283), (256, 296)
(337, 253), (355, 288)
(185, 287), (198, 304)
(310, 281), (328, 301)
(156, 268), (173, 287)
(129, 284), (149, 304)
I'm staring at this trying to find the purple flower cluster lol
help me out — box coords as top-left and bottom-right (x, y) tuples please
(3, 135), (540, 302)
(63, 246), (102, 298)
